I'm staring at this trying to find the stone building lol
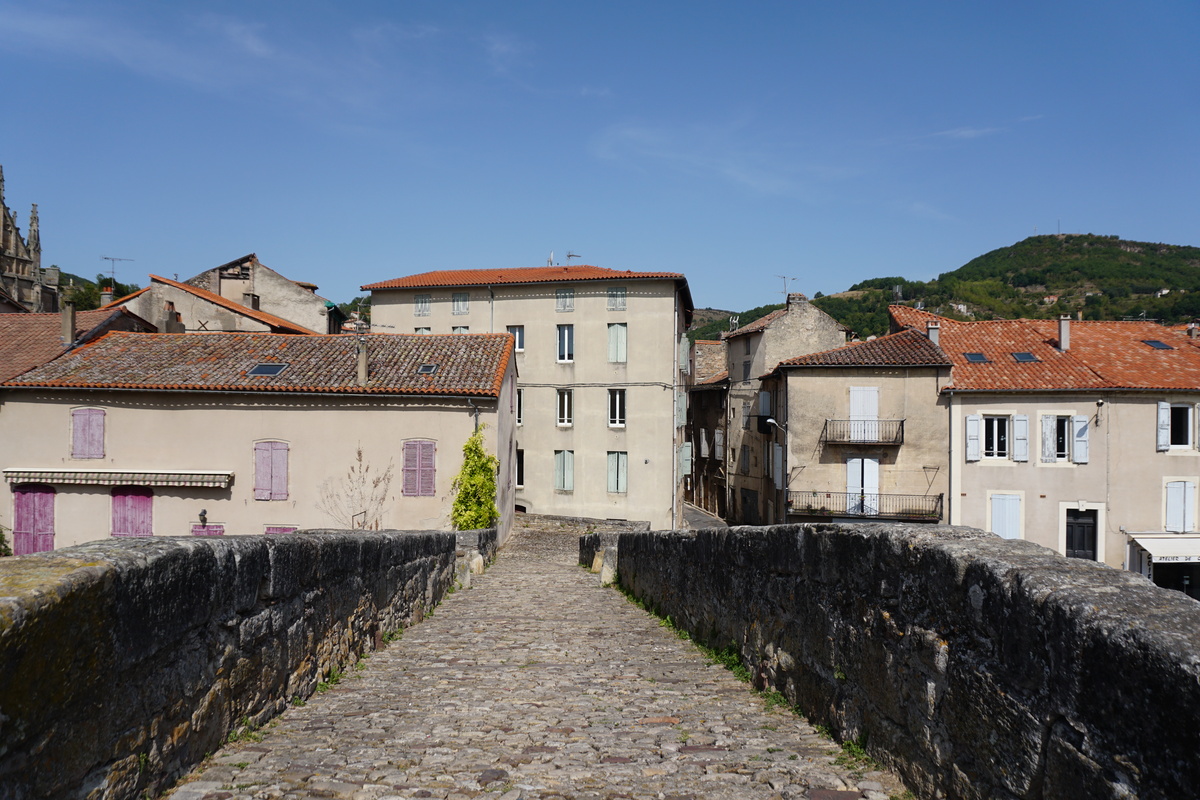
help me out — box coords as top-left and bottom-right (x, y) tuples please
(365, 265), (693, 530)
(723, 293), (850, 524)
(0, 165), (58, 313)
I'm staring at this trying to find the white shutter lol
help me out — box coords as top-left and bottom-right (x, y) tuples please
(714, 429), (724, 461)
(1158, 401), (1171, 451)
(1041, 415), (1057, 462)
(1166, 481), (1195, 532)
(773, 443), (784, 491)
(1012, 415), (1029, 462)
(850, 387), (879, 441)
(563, 450), (573, 491)
(1072, 415), (1090, 464)
(990, 494), (1021, 539)
(699, 430), (710, 459)
(675, 391), (687, 427)
(608, 452), (621, 493)
(679, 442), (693, 476)
(680, 335), (690, 374)
(966, 415), (982, 462)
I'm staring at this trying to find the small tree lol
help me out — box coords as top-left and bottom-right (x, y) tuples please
(451, 426), (500, 530)
(317, 446), (395, 530)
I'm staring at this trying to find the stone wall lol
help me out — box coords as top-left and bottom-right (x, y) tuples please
(614, 523), (1200, 800)
(0, 530), (454, 800)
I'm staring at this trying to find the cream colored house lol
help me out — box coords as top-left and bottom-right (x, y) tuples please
(762, 328), (951, 524)
(891, 305), (1200, 598)
(1, 331), (516, 553)
(364, 265), (693, 529)
(723, 294), (850, 524)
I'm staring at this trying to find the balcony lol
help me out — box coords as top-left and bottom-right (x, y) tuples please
(787, 490), (943, 521)
(820, 419), (904, 445)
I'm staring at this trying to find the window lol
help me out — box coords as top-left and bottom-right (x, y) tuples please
(742, 361), (751, 381)
(608, 287), (626, 310)
(71, 408), (105, 459)
(516, 389), (524, 425)
(554, 450), (574, 491)
(248, 363), (287, 376)
(112, 486), (153, 537)
(254, 441), (289, 500)
(1144, 340), (1174, 350)
(608, 323), (627, 363)
(984, 416), (1009, 458)
(608, 389), (626, 427)
(557, 389), (573, 426)
(714, 428), (725, 461)
(452, 325), (469, 334)
(964, 352), (990, 364)
(607, 451), (628, 493)
(414, 294), (431, 316)
(452, 292), (469, 314)
(1012, 352), (1040, 363)
(557, 324), (574, 362)
(556, 288), (574, 312)
(414, 327), (431, 334)
(192, 524), (225, 537)
(515, 449), (525, 488)
(1157, 402), (1197, 451)
(989, 494), (1021, 539)
(744, 337), (751, 355)
(1040, 415), (1089, 463)
(740, 444), (750, 475)
(742, 402), (751, 430)
(402, 440), (436, 497)
(507, 325), (525, 351)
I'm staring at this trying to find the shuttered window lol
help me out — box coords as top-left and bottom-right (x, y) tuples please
(608, 323), (627, 363)
(556, 288), (574, 312)
(1166, 481), (1196, 532)
(990, 494), (1021, 540)
(254, 441), (289, 500)
(607, 451), (628, 493)
(1012, 414), (1029, 462)
(403, 440), (436, 497)
(71, 408), (105, 459)
(555, 450), (574, 491)
(112, 486), (153, 537)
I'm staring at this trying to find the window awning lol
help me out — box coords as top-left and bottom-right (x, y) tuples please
(3, 470), (234, 489)
(1130, 535), (1200, 563)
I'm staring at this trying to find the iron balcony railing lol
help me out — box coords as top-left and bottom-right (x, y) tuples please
(787, 490), (943, 521)
(820, 419), (905, 445)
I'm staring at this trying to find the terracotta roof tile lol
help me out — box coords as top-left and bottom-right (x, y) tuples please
(4, 332), (513, 397)
(362, 265), (685, 291)
(722, 308), (787, 339)
(774, 329), (951, 370)
(0, 309), (156, 382)
(128, 275), (315, 334)
(888, 305), (1200, 392)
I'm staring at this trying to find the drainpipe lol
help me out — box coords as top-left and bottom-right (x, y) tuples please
(488, 285), (495, 333)
(467, 398), (480, 431)
(672, 289), (680, 531)
(945, 388), (953, 524)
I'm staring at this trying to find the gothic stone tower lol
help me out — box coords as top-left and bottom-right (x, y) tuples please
(0, 165), (57, 312)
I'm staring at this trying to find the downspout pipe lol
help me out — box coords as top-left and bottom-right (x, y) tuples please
(467, 398), (480, 431)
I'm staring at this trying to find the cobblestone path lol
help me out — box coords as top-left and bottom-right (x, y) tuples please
(169, 526), (907, 800)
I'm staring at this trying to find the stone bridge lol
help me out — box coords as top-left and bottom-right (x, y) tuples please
(1, 519), (1198, 800)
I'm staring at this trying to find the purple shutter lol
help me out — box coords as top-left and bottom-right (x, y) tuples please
(419, 441), (436, 496)
(403, 441), (420, 497)
(265, 526), (297, 535)
(254, 442), (273, 500)
(72, 408), (105, 459)
(191, 524), (225, 536)
(270, 442), (289, 500)
(13, 484), (55, 554)
(112, 487), (153, 537)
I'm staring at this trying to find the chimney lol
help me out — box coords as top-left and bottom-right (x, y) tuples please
(926, 321), (940, 345)
(356, 338), (369, 386)
(787, 292), (807, 308)
(99, 288), (113, 307)
(1058, 314), (1071, 351)
(61, 301), (76, 346)
(1189, 322), (1199, 339)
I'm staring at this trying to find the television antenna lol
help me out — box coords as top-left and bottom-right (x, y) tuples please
(567, 251), (581, 261)
(776, 275), (797, 299)
(100, 255), (134, 290)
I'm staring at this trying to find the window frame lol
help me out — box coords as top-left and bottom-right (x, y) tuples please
(607, 286), (627, 311)
(516, 388), (524, 425)
(402, 440), (437, 497)
(451, 292), (469, 315)
(452, 325), (469, 334)
(554, 449), (574, 491)
(608, 388), (626, 427)
(414, 294), (431, 317)
(507, 325), (525, 352)
(515, 448), (525, 488)
(557, 389), (573, 426)
(556, 287), (575, 313)
(983, 415), (1010, 459)
(1170, 403), (1193, 448)
(557, 324), (574, 363)
(607, 451), (628, 493)
(414, 327), (431, 334)
(254, 440), (290, 501)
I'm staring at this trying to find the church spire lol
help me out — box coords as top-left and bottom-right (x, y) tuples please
(0, 164), (5, 205)
(28, 203), (39, 252)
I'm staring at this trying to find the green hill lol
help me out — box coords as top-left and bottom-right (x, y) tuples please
(691, 234), (1200, 341)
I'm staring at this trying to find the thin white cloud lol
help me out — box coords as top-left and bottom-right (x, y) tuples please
(903, 201), (955, 222)
(933, 126), (1003, 140)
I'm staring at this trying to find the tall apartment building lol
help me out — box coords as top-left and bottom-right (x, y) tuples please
(365, 266), (694, 529)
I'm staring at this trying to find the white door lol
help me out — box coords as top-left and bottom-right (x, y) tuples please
(849, 387), (879, 441)
(990, 494), (1022, 539)
(847, 457), (880, 515)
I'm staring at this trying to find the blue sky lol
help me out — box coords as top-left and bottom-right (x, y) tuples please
(2, 1), (1196, 312)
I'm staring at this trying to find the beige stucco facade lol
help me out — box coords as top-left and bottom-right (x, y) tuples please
(1, 373), (516, 549)
(950, 392), (1200, 570)
(725, 296), (849, 524)
(371, 277), (689, 528)
(773, 366), (950, 523)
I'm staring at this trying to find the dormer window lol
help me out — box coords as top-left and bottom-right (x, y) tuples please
(417, 364), (438, 375)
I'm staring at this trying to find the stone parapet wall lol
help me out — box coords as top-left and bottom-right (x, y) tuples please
(518, 513), (650, 535)
(0, 530), (454, 800)
(456, 527), (499, 566)
(615, 523), (1200, 800)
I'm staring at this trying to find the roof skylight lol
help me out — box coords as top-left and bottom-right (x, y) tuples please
(963, 352), (990, 363)
(1012, 352), (1040, 363)
(416, 364), (439, 375)
(247, 363), (287, 376)
(1143, 340), (1174, 350)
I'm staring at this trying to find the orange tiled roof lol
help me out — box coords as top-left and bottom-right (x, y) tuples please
(0, 309), (156, 382)
(888, 305), (1200, 392)
(773, 329), (951, 370)
(112, 275), (315, 334)
(722, 308), (787, 339)
(101, 286), (151, 308)
(362, 265), (685, 291)
(4, 332), (513, 397)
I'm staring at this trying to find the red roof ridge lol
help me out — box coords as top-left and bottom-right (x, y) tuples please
(361, 265), (686, 291)
(147, 274), (314, 334)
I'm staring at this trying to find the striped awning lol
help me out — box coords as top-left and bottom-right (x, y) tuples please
(3, 470), (234, 488)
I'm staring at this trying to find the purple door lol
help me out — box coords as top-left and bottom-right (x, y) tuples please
(13, 484), (55, 555)
(111, 486), (153, 537)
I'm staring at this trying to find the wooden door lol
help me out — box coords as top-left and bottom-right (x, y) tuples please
(111, 487), (153, 537)
(13, 484), (55, 554)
